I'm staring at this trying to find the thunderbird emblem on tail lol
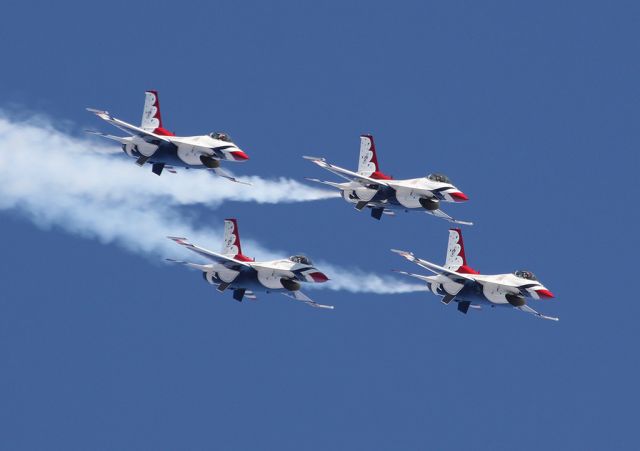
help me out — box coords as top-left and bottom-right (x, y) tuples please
(304, 134), (472, 224)
(86, 90), (250, 183)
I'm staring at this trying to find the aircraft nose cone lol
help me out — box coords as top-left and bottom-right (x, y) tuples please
(309, 271), (329, 283)
(232, 150), (250, 161)
(450, 191), (469, 202)
(536, 289), (555, 299)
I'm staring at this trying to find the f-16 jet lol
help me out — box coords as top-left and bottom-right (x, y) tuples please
(86, 90), (249, 182)
(167, 219), (333, 309)
(304, 135), (471, 224)
(392, 228), (558, 321)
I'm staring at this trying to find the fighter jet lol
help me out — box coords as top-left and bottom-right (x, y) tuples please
(304, 134), (471, 224)
(86, 90), (249, 182)
(167, 219), (333, 309)
(392, 228), (558, 321)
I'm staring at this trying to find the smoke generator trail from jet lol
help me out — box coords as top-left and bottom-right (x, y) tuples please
(0, 113), (427, 294)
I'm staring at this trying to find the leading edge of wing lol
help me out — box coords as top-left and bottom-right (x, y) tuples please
(167, 237), (252, 269)
(86, 108), (171, 143)
(390, 249), (475, 283)
(303, 156), (390, 188)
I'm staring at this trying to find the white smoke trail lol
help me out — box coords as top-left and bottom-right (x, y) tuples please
(0, 112), (426, 294)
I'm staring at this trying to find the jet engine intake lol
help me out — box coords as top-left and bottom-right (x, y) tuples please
(506, 293), (526, 307)
(419, 197), (440, 211)
(200, 155), (221, 168)
(281, 278), (301, 292)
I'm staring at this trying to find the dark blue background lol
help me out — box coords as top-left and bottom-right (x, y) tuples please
(1, 1), (638, 449)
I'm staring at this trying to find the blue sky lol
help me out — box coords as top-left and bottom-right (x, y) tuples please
(1, 1), (639, 449)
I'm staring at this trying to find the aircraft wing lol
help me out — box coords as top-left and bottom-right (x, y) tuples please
(303, 156), (391, 188)
(167, 237), (252, 271)
(518, 304), (559, 321)
(427, 208), (474, 226)
(391, 249), (475, 284)
(281, 290), (334, 309)
(210, 166), (251, 185)
(86, 108), (172, 145)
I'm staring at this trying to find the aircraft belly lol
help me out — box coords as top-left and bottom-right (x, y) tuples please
(146, 143), (184, 166)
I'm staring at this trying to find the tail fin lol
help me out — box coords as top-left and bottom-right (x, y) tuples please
(222, 219), (254, 262)
(141, 90), (174, 136)
(444, 228), (479, 274)
(358, 134), (392, 180)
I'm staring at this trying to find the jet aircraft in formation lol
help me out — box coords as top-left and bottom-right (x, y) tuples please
(87, 90), (249, 182)
(392, 228), (558, 321)
(167, 219), (333, 309)
(304, 135), (471, 224)
(85, 91), (556, 320)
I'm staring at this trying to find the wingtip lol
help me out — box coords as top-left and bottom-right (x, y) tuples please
(86, 107), (107, 114)
(167, 236), (188, 243)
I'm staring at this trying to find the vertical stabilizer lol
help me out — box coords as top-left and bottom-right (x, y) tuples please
(141, 90), (163, 131)
(141, 90), (174, 135)
(445, 228), (479, 274)
(358, 134), (391, 180)
(222, 219), (253, 262)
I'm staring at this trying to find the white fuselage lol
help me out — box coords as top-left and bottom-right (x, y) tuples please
(337, 177), (465, 209)
(201, 258), (324, 291)
(122, 134), (244, 165)
(423, 273), (551, 306)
